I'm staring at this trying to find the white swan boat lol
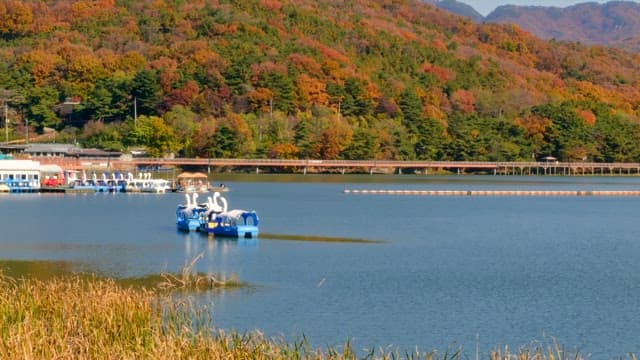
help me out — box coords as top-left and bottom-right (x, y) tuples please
(174, 191), (259, 238)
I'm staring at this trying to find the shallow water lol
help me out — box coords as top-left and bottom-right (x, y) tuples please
(1, 174), (640, 358)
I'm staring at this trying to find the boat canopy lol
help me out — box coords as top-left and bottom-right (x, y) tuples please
(177, 172), (208, 179)
(221, 210), (259, 226)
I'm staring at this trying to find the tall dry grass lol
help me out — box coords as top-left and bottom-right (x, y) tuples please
(0, 270), (342, 359)
(0, 270), (637, 359)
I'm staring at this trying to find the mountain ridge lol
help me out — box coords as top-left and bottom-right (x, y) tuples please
(434, 0), (640, 49)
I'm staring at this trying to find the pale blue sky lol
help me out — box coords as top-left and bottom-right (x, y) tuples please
(462, 0), (640, 16)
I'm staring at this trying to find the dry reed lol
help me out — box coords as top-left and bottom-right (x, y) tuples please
(0, 269), (637, 359)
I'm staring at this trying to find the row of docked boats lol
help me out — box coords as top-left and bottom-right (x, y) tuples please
(67, 172), (171, 193)
(0, 159), (227, 194)
(176, 192), (259, 238)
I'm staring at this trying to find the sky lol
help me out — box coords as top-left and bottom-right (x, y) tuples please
(461, 0), (640, 16)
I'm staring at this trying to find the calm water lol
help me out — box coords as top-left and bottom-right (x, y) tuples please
(2, 174), (640, 358)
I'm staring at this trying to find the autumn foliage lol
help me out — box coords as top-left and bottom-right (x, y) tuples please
(0, 0), (639, 163)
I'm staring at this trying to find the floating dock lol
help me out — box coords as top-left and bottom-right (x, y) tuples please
(343, 189), (640, 196)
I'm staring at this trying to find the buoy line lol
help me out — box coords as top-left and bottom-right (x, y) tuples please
(343, 189), (640, 196)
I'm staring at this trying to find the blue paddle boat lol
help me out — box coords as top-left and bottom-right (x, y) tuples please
(176, 193), (208, 231)
(201, 209), (259, 238)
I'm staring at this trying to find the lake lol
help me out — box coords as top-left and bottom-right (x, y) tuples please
(1, 174), (640, 358)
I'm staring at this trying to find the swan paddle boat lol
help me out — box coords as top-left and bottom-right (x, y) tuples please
(176, 193), (208, 231)
(202, 209), (259, 238)
(198, 192), (259, 238)
(175, 191), (259, 238)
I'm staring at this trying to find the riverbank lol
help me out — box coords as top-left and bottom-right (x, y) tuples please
(0, 270), (630, 359)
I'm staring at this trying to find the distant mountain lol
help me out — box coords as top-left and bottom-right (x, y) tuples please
(435, 0), (484, 22)
(485, 1), (640, 46)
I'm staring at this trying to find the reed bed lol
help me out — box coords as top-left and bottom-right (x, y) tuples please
(0, 270), (636, 359)
(0, 271), (326, 359)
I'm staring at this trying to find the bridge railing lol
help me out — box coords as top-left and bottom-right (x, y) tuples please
(33, 156), (640, 171)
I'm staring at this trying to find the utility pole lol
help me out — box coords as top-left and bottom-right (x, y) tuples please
(134, 96), (137, 128)
(4, 102), (7, 143)
(0, 89), (19, 144)
(269, 97), (273, 120)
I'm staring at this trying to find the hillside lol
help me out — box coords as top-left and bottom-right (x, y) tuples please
(1, 0), (640, 164)
(486, 1), (640, 46)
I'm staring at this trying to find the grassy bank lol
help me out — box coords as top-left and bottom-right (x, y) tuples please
(0, 271), (635, 359)
(0, 271), (331, 359)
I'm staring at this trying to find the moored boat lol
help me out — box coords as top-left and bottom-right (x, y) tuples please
(0, 160), (41, 192)
(197, 192), (259, 238)
(0, 182), (9, 192)
(210, 183), (229, 192)
(176, 193), (208, 231)
(174, 191), (259, 237)
(176, 172), (210, 192)
(125, 172), (171, 193)
(202, 209), (259, 238)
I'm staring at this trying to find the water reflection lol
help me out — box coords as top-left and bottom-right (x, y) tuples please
(0, 259), (79, 280)
(175, 230), (258, 282)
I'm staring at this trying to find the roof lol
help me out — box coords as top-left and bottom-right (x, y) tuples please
(177, 172), (208, 179)
(18, 143), (121, 157)
(23, 143), (77, 154)
(0, 160), (41, 171)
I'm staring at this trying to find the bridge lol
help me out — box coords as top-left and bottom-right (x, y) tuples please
(32, 157), (640, 176)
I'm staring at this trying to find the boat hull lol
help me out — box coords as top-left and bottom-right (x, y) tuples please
(176, 205), (206, 232)
(202, 222), (259, 238)
(177, 219), (201, 232)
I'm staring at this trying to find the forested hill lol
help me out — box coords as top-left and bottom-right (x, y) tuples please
(1, 0), (640, 163)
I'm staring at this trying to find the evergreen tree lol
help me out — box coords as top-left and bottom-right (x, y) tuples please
(398, 88), (422, 134)
(131, 70), (162, 116)
(212, 125), (241, 158)
(293, 117), (315, 158)
(342, 127), (376, 160)
(27, 86), (60, 131)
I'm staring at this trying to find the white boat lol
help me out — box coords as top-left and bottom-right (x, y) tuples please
(0, 182), (10, 192)
(125, 172), (171, 193)
(0, 160), (42, 192)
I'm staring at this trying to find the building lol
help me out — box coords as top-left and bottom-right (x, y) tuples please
(0, 143), (121, 158)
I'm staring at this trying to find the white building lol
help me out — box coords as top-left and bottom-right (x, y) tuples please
(0, 160), (42, 191)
